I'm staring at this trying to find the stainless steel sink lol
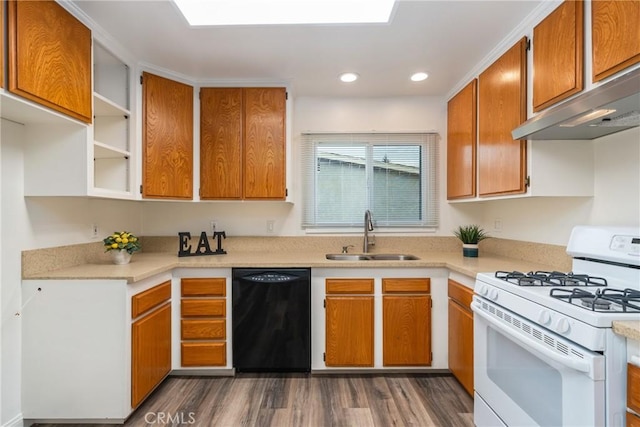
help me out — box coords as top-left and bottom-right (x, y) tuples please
(369, 253), (420, 261)
(325, 254), (372, 261)
(325, 253), (419, 261)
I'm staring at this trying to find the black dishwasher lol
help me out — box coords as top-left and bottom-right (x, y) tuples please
(232, 268), (311, 372)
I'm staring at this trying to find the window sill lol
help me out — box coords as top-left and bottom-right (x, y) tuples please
(304, 227), (438, 235)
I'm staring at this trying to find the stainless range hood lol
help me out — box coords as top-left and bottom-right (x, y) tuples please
(512, 68), (640, 140)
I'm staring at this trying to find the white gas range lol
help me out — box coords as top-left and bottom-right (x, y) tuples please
(472, 226), (640, 427)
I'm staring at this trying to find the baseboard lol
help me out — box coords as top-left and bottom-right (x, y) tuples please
(3, 414), (25, 427)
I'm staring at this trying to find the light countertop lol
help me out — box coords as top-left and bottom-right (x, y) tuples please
(22, 250), (565, 284)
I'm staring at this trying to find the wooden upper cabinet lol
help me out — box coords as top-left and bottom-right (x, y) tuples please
(200, 88), (243, 199)
(7, 0), (92, 122)
(243, 88), (287, 199)
(533, 0), (584, 112)
(447, 79), (477, 200)
(478, 37), (528, 197)
(200, 87), (286, 200)
(142, 72), (194, 199)
(592, 0), (640, 82)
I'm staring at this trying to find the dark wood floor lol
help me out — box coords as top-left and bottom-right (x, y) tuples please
(37, 373), (474, 427)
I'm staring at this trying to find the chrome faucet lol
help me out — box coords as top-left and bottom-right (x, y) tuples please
(363, 210), (375, 253)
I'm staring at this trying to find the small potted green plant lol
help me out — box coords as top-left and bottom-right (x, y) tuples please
(453, 224), (489, 257)
(103, 231), (141, 264)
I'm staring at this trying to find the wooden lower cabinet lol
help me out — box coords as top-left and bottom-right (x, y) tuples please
(131, 302), (171, 408)
(382, 278), (432, 366)
(324, 279), (374, 367)
(383, 295), (431, 365)
(182, 342), (226, 366)
(448, 279), (474, 396)
(325, 296), (374, 366)
(180, 278), (227, 367)
(629, 363), (640, 426)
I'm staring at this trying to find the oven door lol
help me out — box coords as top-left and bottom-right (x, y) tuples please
(472, 296), (605, 427)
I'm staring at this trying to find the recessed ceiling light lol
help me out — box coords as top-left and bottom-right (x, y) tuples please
(411, 72), (429, 82)
(172, 0), (396, 26)
(339, 72), (359, 83)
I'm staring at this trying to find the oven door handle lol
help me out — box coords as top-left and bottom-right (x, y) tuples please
(472, 303), (593, 375)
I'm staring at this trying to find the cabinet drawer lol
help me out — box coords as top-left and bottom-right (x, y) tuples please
(382, 278), (430, 294)
(629, 363), (640, 414)
(448, 279), (474, 310)
(181, 278), (226, 297)
(181, 342), (226, 367)
(131, 281), (171, 319)
(326, 278), (374, 294)
(181, 299), (226, 317)
(628, 412), (640, 427)
(181, 319), (226, 340)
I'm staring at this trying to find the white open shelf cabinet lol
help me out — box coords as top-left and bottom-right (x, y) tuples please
(92, 42), (132, 197)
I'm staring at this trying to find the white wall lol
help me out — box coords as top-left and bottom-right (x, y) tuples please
(475, 127), (640, 246)
(0, 118), (143, 426)
(589, 127), (640, 226)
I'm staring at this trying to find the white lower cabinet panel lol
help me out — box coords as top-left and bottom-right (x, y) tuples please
(22, 273), (171, 423)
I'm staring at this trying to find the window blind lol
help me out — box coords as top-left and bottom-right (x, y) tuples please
(301, 132), (439, 228)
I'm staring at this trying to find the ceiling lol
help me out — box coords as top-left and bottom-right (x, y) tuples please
(72, 0), (543, 98)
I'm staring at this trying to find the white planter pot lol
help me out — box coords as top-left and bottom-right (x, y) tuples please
(110, 250), (132, 265)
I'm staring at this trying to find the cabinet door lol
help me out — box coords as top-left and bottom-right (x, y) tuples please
(478, 37), (527, 196)
(1, 1), (4, 89)
(142, 72), (193, 199)
(533, 0), (584, 112)
(325, 296), (374, 367)
(243, 88), (286, 199)
(448, 299), (473, 396)
(8, 0), (92, 122)
(383, 295), (431, 366)
(446, 79), (477, 200)
(200, 88), (243, 199)
(629, 363), (640, 414)
(131, 303), (171, 408)
(592, 0), (640, 82)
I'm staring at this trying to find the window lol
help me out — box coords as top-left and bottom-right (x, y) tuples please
(301, 133), (439, 229)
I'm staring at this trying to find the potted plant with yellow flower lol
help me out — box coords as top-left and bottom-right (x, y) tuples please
(103, 231), (141, 265)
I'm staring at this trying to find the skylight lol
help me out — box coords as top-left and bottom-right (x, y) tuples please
(172, 0), (396, 26)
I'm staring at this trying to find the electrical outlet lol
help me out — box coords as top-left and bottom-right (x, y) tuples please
(91, 223), (99, 238)
(210, 220), (217, 234)
(494, 219), (503, 231)
(267, 220), (275, 234)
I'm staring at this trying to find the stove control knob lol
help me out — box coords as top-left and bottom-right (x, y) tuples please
(489, 289), (499, 301)
(556, 318), (570, 335)
(478, 285), (488, 296)
(538, 310), (552, 325)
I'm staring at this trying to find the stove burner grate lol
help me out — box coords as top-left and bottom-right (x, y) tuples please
(495, 270), (608, 287)
(550, 288), (640, 313)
